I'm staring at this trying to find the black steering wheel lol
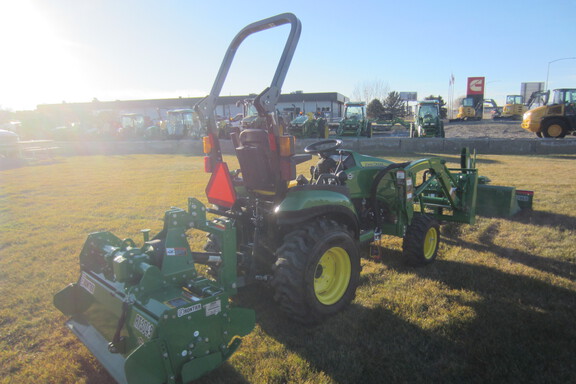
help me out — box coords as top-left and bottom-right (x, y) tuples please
(304, 139), (342, 155)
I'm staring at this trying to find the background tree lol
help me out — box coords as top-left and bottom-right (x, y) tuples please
(382, 91), (405, 117)
(366, 98), (385, 119)
(352, 79), (390, 102)
(424, 95), (448, 119)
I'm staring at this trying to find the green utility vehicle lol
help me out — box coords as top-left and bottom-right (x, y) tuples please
(54, 13), (532, 384)
(286, 113), (329, 138)
(337, 102), (372, 137)
(410, 100), (445, 138)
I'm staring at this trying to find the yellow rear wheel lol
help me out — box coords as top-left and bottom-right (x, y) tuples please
(314, 247), (351, 305)
(272, 219), (360, 323)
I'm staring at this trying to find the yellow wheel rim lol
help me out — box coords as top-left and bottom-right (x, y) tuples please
(423, 227), (438, 260)
(313, 247), (351, 305)
(548, 124), (563, 137)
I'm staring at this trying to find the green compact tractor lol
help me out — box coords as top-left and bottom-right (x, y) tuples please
(410, 100), (445, 138)
(54, 13), (533, 384)
(336, 102), (373, 137)
(286, 113), (329, 138)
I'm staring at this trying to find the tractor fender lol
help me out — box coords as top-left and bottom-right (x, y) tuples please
(275, 187), (359, 237)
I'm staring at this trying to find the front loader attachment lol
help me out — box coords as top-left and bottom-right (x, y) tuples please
(476, 184), (533, 217)
(406, 148), (533, 224)
(54, 198), (255, 384)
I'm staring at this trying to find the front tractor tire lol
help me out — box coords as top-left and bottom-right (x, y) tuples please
(272, 219), (360, 323)
(542, 118), (567, 138)
(402, 214), (440, 266)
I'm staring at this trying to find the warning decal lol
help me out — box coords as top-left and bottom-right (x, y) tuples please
(79, 272), (95, 294)
(204, 300), (221, 317)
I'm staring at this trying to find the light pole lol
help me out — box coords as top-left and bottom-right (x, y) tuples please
(546, 57), (576, 91)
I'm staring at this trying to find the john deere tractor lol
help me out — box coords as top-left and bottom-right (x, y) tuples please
(286, 112), (329, 138)
(54, 13), (533, 384)
(336, 102), (373, 137)
(410, 100), (445, 138)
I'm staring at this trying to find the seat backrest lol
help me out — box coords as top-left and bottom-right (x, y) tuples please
(235, 129), (276, 191)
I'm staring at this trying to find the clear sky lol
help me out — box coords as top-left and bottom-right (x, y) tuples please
(1, 0), (575, 111)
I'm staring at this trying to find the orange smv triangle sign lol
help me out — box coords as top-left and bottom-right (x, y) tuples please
(205, 161), (237, 208)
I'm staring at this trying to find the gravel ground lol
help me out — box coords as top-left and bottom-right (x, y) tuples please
(444, 120), (536, 139)
(381, 120), (576, 140)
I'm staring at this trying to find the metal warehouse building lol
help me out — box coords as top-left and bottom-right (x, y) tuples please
(37, 92), (349, 125)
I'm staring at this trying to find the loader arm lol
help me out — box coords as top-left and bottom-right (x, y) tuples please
(195, 13), (302, 166)
(405, 157), (478, 225)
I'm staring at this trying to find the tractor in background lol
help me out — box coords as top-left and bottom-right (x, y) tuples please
(119, 114), (148, 138)
(522, 88), (576, 138)
(336, 102), (372, 137)
(286, 112), (329, 138)
(54, 13), (533, 384)
(410, 100), (445, 138)
(166, 109), (203, 139)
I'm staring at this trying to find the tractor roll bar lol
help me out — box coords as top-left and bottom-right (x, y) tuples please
(195, 13), (301, 163)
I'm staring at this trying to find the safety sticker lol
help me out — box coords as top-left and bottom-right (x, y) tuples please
(177, 303), (202, 318)
(133, 314), (154, 339)
(166, 247), (187, 256)
(204, 300), (221, 317)
(79, 272), (95, 294)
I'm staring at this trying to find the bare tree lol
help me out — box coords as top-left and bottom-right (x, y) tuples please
(352, 79), (390, 103)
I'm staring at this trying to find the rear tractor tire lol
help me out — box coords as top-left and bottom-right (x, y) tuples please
(402, 214), (440, 266)
(272, 219), (360, 323)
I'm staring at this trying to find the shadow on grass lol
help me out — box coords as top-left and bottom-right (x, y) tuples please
(401, 258), (575, 383)
(238, 241), (576, 383)
(239, 284), (461, 384)
(443, 222), (575, 281)
(508, 209), (576, 232)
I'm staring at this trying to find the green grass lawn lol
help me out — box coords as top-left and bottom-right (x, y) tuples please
(1, 153), (575, 384)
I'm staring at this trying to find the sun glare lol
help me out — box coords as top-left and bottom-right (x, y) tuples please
(1, 1), (86, 110)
